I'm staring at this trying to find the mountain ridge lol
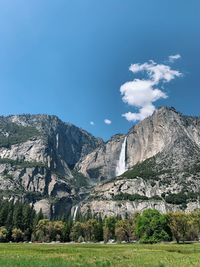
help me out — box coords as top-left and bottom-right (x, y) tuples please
(0, 106), (200, 218)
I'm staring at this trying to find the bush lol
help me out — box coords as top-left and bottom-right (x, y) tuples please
(12, 228), (24, 242)
(0, 226), (8, 242)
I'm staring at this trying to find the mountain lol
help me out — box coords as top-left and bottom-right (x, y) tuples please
(77, 107), (200, 179)
(0, 107), (200, 219)
(0, 114), (103, 218)
(77, 107), (200, 217)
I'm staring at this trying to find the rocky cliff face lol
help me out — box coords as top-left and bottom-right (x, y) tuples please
(0, 114), (102, 218)
(77, 107), (200, 179)
(76, 134), (126, 181)
(76, 107), (200, 217)
(0, 107), (200, 219)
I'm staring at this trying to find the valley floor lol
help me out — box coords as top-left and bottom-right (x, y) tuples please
(0, 243), (200, 267)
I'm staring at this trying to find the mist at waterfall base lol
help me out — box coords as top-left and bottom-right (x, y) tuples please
(116, 137), (127, 176)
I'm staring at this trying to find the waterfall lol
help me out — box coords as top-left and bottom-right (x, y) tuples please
(73, 205), (78, 221)
(116, 136), (127, 176)
(56, 133), (59, 150)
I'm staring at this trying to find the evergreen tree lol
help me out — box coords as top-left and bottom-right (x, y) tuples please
(13, 202), (23, 229)
(0, 200), (9, 226)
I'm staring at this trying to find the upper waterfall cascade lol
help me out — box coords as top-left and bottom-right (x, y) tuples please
(116, 136), (127, 176)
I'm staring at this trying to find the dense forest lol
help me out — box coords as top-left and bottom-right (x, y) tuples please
(0, 199), (200, 244)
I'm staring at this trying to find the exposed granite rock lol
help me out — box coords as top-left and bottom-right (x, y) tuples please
(1, 107), (200, 218)
(80, 200), (172, 218)
(76, 134), (125, 181)
(34, 199), (51, 218)
(77, 107), (200, 180)
(79, 199), (200, 219)
(75, 107), (200, 216)
(0, 114), (102, 218)
(0, 139), (46, 163)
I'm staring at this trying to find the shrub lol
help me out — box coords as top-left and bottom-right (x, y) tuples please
(12, 228), (24, 242)
(0, 226), (8, 242)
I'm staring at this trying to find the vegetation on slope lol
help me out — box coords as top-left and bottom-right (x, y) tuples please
(113, 193), (148, 201)
(113, 193), (161, 201)
(161, 191), (200, 208)
(71, 170), (90, 188)
(0, 158), (47, 168)
(121, 156), (172, 180)
(112, 190), (200, 209)
(0, 121), (40, 148)
(122, 156), (200, 181)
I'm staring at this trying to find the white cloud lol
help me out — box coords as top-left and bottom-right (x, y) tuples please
(129, 61), (181, 83)
(120, 79), (167, 107)
(122, 104), (156, 121)
(168, 54), (181, 63)
(90, 121), (95, 126)
(104, 119), (112, 125)
(120, 57), (182, 122)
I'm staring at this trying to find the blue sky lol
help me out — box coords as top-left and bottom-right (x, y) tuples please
(0, 0), (200, 140)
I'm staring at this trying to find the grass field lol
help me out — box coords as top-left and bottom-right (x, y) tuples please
(0, 243), (200, 267)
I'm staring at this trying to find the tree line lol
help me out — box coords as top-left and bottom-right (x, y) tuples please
(0, 199), (200, 244)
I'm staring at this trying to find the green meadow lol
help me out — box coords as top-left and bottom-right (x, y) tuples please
(0, 243), (200, 267)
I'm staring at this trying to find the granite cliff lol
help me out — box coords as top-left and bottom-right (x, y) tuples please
(77, 107), (200, 217)
(0, 114), (102, 218)
(0, 107), (200, 218)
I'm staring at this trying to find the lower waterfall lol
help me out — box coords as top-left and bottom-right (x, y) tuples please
(73, 205), (79, 221)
